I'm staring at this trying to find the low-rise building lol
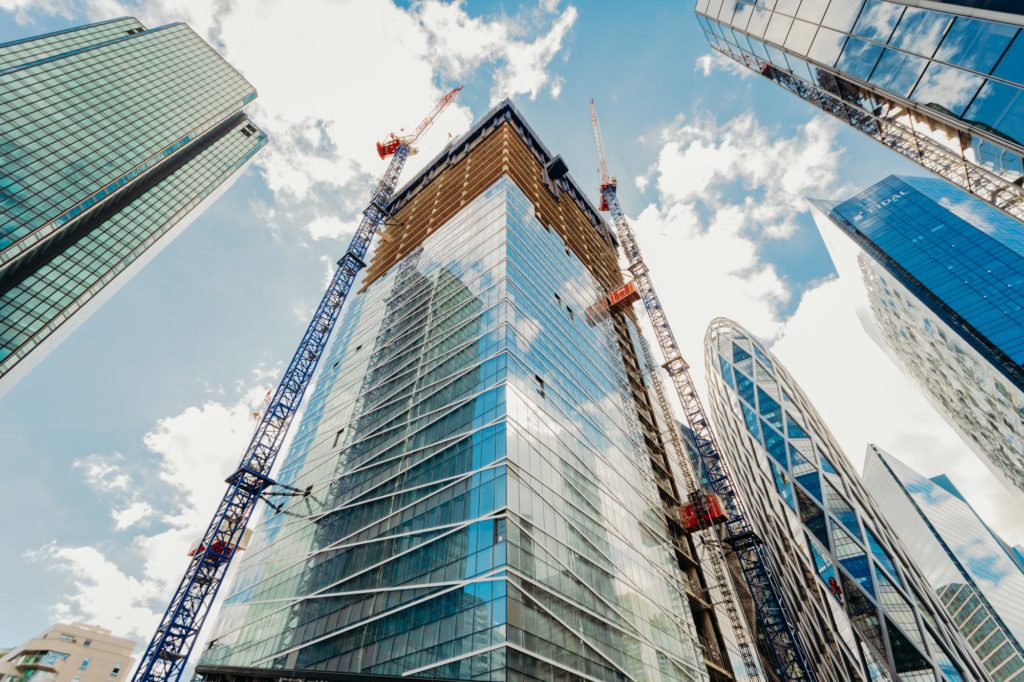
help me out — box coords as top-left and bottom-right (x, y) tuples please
(0, 623), (135, 682)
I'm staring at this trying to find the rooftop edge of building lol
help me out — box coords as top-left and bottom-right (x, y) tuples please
(386, 97), (617, 248)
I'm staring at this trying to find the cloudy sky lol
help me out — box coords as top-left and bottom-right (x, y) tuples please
(0, 0), (1020, 654)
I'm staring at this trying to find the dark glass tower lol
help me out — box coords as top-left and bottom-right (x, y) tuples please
(693, 0), (1024, 224)
(195, 102), (738, 682)
(705, 318), (988, 681)
(810, 174), (1024, 497)
(863, 445), (1024, 680)
(0, 17), (266, 395)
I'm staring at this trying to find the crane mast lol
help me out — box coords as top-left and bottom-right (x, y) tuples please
(590, 101), (815, 682)
(132, 87), (462, 682)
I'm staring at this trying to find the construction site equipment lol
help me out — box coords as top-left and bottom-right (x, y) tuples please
(377, 87), (462, 159)
(608, 281), (641, 311)
(680, 491), (728, 533)
(131, 87), (462, 682)
(590, 99), (815, 682)
(590, 98), (617, 211)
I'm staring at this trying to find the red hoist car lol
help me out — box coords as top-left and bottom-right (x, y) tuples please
(679, 490), (728, 533)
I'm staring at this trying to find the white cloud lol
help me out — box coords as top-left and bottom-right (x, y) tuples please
(32, 544), (163, 636)
(306, 215), (356, 242)
(4, 0), (576, 240)
(74, 453), (131, 492)
(34, 380), (272, 644)
(112, 501), (155, 531)
(696, 51), (752, 80)
(626, 110), (845, 395)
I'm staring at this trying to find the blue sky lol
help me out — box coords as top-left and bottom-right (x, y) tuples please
(0, 0), (1018, 653)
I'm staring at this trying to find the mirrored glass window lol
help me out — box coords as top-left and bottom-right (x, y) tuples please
(765, 12), (794, 45)
(823, 0), (864, 32)
(808, 26), (847, 66)
(775, 0), (800, 15)
(731, 2), (755, 31)
(993, 31), (1024, 87)
(852, 0), (904, 42)
(869, 48), (927, 97)
(747, 6), (772, 37)
(797, 0), (829, 23)
(785, 53), (816, 82)
(836, 36), (884, 80)
(911, 62), (984, 116)
(889, 7), (951, 57)
(785, 18), (817, 56)
(935, 17), (1016, 75)
(964, 80), (1024, 147)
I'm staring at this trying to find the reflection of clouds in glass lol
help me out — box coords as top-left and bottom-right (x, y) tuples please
(912, 64), (984, 116)
(808, 26), (846, 66)
(935, 16), (1016, 74)
(822, 0), (864, 33)
(869, 49), (926, 97)
(853, 0), (903, 42)
(890, 8), (950, 57)
(836, 37), (882, 80)
(938, 196), (1002, 235)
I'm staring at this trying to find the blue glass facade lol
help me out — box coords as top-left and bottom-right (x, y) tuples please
(863, 446), (1024, 680)
(196, 165), (710, 680)
(0, 18), (265, 395)
(813, 174), (1024, 496)
(694, 0), (1024, 224)
(705, 318), (987, 682)
(829, 175), (1024, 369)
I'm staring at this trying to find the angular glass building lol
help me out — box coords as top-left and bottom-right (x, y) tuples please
(705, 317), (987, 681)
(809, 174), (1024, 497)
(0, 17), (266, 395)
(693, 0), (1024, 224)
(195, 101), (738, 682)
(863, 444), (1024, 680)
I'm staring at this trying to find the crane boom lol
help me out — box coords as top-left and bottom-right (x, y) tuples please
(590, 98), (610, 188)
(132, 88), (461, 682)
(591, 101), (815, 682)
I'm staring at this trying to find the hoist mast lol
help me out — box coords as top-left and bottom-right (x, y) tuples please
(131, 87), (462, 682)
(590, 100), (816, 682)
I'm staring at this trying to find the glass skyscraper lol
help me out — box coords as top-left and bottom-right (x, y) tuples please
(693, 0), (1024, 224)
(705, 317), (987, 681)
(0, 17), (266, 395)
(195, 101), (736, 682)
(809, 174), (1024, 498)
(862, 444), (1024, 680)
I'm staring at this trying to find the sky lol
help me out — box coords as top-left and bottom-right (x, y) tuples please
(0, 0), (1021, 657)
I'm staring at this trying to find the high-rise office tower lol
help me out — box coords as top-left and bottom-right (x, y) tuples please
(862, 444), (1024, 680)
(693, 0), (1024, 224)
(0, 17), (266, 395)
(808, 174), (1024, 498)
(705, 317), (987, 681)
(195, 101), (741, 682)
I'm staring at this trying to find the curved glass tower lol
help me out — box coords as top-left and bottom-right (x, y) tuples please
(705, 317), (987, 682)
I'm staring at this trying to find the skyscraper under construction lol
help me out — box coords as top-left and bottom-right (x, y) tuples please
(195, 101), (749, 682)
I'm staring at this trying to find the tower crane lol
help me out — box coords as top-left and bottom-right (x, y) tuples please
(590, 100), (815, 682)
(131, 86), (462, 682)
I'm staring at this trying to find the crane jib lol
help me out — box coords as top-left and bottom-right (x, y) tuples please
(599, 181), (816, 682)
(131, 143), (414, 682)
